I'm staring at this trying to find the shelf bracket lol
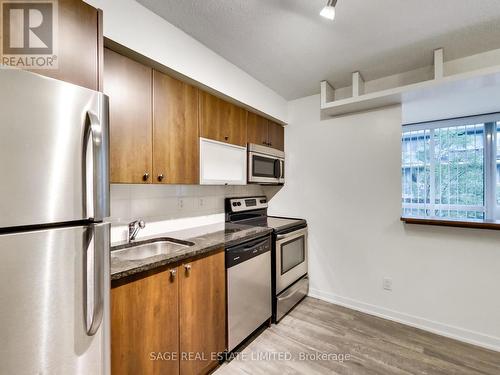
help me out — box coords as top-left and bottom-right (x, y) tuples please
(352, 71), (365, 97)
(320, 80), (335, 108)
(434, 48), (444, 80)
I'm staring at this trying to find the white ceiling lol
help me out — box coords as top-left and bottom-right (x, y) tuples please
(136, 0), (500, 100)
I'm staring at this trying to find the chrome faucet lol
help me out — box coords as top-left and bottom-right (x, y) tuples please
(128, 220), (145, 242)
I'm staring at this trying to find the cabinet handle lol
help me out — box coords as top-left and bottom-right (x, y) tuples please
(169, 269), (177, 279)
(142, 173), (149, 181)
(184, 264), (192, 274)
(157, 174), (164, 182)
(224, 136), (229, 141)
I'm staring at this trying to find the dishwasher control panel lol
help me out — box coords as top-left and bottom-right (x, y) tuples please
(226, 235), (271, 268)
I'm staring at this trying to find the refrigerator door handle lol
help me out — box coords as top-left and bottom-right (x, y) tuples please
(84, 224), (108, 336)
(84, 108), (108, 221)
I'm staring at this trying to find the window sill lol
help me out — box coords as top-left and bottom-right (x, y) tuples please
(401, 217), (500, 230)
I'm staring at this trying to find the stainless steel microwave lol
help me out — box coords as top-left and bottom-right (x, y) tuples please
(248, 144), (285, 184)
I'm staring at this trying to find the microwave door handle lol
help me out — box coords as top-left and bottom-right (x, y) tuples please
(274, 159), (281, 179)
(280, 160), (285, 179)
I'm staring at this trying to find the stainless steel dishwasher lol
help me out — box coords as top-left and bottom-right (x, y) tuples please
(226, 235), (272, 352)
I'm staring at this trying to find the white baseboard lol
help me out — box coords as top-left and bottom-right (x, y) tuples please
(308, 288), (500, 353)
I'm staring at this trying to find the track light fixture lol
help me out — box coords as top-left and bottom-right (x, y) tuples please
(320, 0), (338, 21)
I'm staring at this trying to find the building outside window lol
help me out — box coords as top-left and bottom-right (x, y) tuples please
(401, 113), (500, 221)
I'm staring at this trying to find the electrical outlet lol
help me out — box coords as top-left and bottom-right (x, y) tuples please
(178, 199), (184, 209)
(199, 198), (204, 208)
(383, 278), (393, 291)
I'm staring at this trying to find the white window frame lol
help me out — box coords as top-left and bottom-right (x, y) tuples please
(484, 122), (498, 220)
(402, 113), (500, 221)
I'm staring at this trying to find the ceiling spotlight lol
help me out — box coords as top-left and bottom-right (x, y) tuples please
(320, 0), (337, 20)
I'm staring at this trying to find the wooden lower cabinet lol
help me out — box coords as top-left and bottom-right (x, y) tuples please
(179, 251), (226, 375)
(111, 250), (226, 375)
(111, 267), (179, 375)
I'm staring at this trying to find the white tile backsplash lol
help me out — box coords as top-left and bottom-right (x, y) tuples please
(109, 184), (265, 224)
(110, 213), (226, 243)
(110, 184), (131, 200)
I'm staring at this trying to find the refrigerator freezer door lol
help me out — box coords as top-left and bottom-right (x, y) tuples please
(0, 69), (109, 229)
(0, 223), (110, 375)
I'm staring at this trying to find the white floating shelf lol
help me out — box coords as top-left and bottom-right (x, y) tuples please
(320, 48), (500, 119)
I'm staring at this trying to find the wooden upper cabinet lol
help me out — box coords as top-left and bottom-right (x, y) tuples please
(180, 251), (226, 375)
(268, 121), (285, 151)
(111, 268), (179, 375)
(153, 70), (199, 184)
(104, 48), (153, 184)
(247, 112), (269, 147)
(199, 91), (247, 146)
(31, 0), (102, 91)
(247, 113), (285, 151)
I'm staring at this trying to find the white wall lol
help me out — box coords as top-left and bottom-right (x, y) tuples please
(402, 80), (500, 124)
(83, 0), (287, 122)
(268, 94), (500, 351)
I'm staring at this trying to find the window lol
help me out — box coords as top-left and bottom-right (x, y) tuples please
(401, 114), (500, 221)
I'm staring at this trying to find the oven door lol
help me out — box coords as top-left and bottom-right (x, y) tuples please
(248, 151), (282, 184)
(275, 227), (308, 294)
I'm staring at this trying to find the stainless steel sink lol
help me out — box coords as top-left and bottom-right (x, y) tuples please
(111, 237), (194, 261)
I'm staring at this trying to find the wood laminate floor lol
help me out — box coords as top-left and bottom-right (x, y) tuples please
(215, 297), (500, 375)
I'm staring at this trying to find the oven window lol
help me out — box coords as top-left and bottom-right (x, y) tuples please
(252, 155), (276, 178)
(281, 236), (305, 274)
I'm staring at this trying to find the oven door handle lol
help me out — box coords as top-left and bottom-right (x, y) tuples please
(276, 228), (308, 241)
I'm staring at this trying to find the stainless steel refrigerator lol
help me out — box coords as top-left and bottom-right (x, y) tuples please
(0, 68), (110, 375)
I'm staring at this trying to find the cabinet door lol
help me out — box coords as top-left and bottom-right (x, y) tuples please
(31, 0), (102, 91)
(268, 121), (285, 151)
(104, 48), (153, 183)
(153, 70), (199, 184)
(111, 268), (179, 375)
(199, 91), (247, 146)
(180, 251), (226, 375)
(247, 112), (269, 146)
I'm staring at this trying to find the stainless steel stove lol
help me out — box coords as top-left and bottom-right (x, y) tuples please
(226, 196), (309, 323)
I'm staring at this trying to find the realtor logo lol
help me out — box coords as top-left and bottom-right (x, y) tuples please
(1, 0), (58, 69)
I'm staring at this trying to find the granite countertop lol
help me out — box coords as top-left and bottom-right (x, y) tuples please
(110, 222), (273, 281)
